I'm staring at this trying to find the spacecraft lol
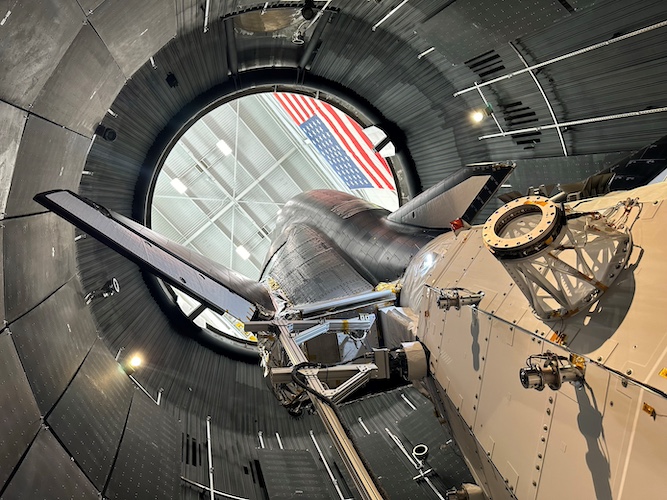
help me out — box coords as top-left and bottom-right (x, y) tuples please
(35, 136), (667, 499)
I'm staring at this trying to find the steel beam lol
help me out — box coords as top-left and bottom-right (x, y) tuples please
(453, 19), (667, 96)
(270, 363), (378, 385)
(179, 142), (295, 247)
(276, 320), (383, 500)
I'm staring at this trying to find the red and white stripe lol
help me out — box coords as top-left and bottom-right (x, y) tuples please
(274, 93), (396, 190)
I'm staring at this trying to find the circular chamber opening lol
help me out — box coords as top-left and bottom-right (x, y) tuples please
(149, 91), (400, 344)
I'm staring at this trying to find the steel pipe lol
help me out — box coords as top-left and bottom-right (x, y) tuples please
(478, 107), (667, 141)
(371, 0), (409, 31)
(454, 19), (667, 96)
(310, 430), (350, 500)
(508, 42), (567, 156)
(206, 416), (215, 500)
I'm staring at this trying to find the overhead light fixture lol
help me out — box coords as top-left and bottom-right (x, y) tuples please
(371, 0), (409, 31)
(471, 110), (485, 123)
(417, 47), (435, 59)
(171, 178), (188, 194)
(363, 125), (386, 146)
(236, 245), (250, 260)
(216, 139), (232, 156)
(203, 0), (210, 33)
(363, 125), (396, 158)
(120, 353), (143, 375)
(1, 10), (12, 26)
(471, 103), (495, 123)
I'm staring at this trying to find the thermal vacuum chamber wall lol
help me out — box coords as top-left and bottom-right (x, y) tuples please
(2, 0), (667, 498)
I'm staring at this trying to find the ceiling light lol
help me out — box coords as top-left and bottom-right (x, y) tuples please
(236, 245), (250, 260)
(170, 178), (188, 194)
(471, 103), (495, 123)
(216, 139), (232, 156)
(119, 353), (143, 375)
(378, 142), (396, 157)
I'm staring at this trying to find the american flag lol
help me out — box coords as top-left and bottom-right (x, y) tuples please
(274, 93), (396, 191)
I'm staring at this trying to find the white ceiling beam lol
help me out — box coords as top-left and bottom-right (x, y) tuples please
(179, 143), (296, 247)
(200, 110), (288, 211)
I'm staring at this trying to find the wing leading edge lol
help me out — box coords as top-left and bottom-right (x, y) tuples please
(34, 190), (274, 321)
(387, 161), (516, 228)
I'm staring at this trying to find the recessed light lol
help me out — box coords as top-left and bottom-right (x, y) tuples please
(236, 245), (250, 260)
(216, 139), (232, 156)
(170, 178), (188, 194)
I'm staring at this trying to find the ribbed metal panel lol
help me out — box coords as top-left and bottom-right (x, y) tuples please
(308, 12), (492, 189)
(88, 0), (177, 78)
(3, 213), (77, 323)
(516, 0), (667, 155)
(0, 0), (85, 108)
(0, 331), (42, 490)
(7, 115), (89, 217)
(31, 23), (125, 137)
(2, 429), (99, 500)
(104, 393), (180, 500)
